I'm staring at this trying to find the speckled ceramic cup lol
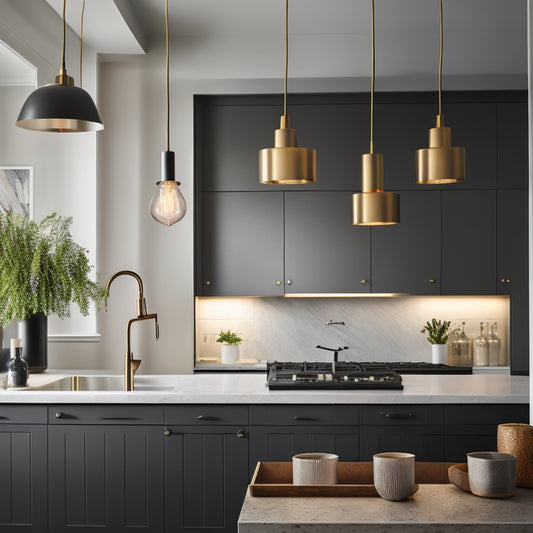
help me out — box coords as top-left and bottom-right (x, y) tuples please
(373, 452), (415, 501)
(467, 451), (516, 498)
(292, 453), (338, 485)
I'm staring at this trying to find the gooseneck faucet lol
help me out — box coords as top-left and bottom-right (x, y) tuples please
(105, 270), (159, 391)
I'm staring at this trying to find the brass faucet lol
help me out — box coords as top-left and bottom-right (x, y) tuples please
(105, 270), (159, 391)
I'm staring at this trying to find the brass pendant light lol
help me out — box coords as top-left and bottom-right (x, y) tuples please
(352, 0), (399, 226)
(259, 0), (316, 185)
(15, 0), (103, 133)
(415, 0), (465, 184)
(149, 0), (186, 226)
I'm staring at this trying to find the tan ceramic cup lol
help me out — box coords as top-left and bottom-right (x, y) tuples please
(292, 453), (338, 485)
(497, 423), (533, 488)
(373, 452), (415, 501)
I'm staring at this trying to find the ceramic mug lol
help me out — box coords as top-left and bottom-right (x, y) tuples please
(467, 451), (516, 498)
(292, 453), (338, 485)
(373, 452), (415, 501)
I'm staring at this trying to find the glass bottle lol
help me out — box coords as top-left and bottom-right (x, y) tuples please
(447, 322), (471, 366)
(7, 338), (28, 388)
(472, 322), (489, 366)
(487, 322), (502, 366)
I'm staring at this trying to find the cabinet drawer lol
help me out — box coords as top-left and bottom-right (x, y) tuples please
(0, 405), (47, 424)
(165, 405), (248, 425)
(360, 405), (444, 425)
(48, 405), (164, 424)
(250, 405), (358, 425)
(445, 404), (529, 425)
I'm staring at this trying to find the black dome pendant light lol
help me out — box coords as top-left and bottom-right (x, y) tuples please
(15, 0), (103, 133)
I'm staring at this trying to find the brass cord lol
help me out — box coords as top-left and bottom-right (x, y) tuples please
(369, 0), (375, 154)
(438, 0), (443, 117)
(283, 0), (288, 117)
(79, 0), (85, 87)
(165, 0), (170, 151)
(61, 0), (66, 72)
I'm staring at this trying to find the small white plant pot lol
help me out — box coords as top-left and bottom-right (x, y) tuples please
(221, 344), (239, 364)
(431, 344), (448, 365)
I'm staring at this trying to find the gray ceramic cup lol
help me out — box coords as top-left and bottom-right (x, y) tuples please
(292, 453), (338, 485)
(467, 451), (516, 498)
(373, 452), (415, 501)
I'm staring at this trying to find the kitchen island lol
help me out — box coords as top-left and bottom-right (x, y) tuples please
(238, 484), (533, 532)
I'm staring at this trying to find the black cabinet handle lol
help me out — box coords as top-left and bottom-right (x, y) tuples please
(164, 428), (172, 437)
(236, 429), (246, 439)
(55, 411), (63, 418)
(380, 411), (413, 420)
(196, 415), (219, 421)
(293, 416), (319, 422)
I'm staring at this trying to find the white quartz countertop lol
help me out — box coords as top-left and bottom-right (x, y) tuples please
(0, 371), (527, 404)
(238, 484), (533, 532)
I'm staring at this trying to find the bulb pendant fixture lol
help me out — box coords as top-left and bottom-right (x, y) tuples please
(15, 0), (103, 133)
(352, 0), (399, 226)
(259, 0), (316, 185)
(415, 0), (465, 184)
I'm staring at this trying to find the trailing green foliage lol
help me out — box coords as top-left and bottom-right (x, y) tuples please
(420, 318), (451, 345)
(0, 212), (106, 326)
(216, 329), (242, 345)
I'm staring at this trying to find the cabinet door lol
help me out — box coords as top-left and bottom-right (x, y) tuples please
(442, 190), (497, 295)
(498, 102), (528, 188)
(249, 426), (359, 473)
(49, 425), (164, 532)
(0, 425), (47, 532)
(372, 191), (441, 294)
(284, 191), (371, 293)
(165, 426), (249, 533)
(200, 192), (284, 296)
(498, 189), (529, 373)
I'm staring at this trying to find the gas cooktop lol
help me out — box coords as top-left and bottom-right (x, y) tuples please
(266, 361), (472, 390)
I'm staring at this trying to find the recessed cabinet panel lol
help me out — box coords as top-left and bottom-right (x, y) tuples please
(498, 103), (528, 188)
(202, 192), (284, 296)
(442, 190), (497, 295)
(372, 191), (441, 294)
(284, 192), (371, 293)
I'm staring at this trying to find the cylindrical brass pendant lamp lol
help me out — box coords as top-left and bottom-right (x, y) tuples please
(259, 0), (316, 185)
(415, 0), (465, 184)
(16, 0), (103, 133)
(353, 0), (399, 226)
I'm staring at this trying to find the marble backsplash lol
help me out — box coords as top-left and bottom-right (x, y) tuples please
(196, 295), (510, 365)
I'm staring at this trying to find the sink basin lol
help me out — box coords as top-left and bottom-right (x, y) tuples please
(31, 375), (174, 392)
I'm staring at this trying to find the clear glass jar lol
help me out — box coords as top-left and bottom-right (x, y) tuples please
(472, 322), (489, 366)
(487, 322), (501, 366)
(447, 322), (472, 366)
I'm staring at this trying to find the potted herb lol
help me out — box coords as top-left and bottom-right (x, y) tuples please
(216, 329), (242, 364)
(420, 318), (451, 364)
(0, 212), (106, 371)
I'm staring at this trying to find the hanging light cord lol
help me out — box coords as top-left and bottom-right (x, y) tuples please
(79, 0), (85, 87)
(369, 0), (375, 154)
(60, 0), (66, 73)
(165, 0), (170, 151)
(438, 0), (443, 117)
(283, 0), (288, 117)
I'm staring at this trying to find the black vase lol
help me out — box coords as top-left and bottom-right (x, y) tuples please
(17, 312), (47, 373)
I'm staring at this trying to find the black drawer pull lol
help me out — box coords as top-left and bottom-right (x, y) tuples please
(101, 417), (141, 421)
(55, 411), (63, 418)
(196, 415), (219, 421)
(380, 411), (413, 420)
(236, 429), (246, 439)
(293, 416), (319, 422)
(164, 428), (172, 437)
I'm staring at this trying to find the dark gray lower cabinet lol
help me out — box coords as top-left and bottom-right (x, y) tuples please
(165, 426), (249, 533)
(0, 423), (47, 532)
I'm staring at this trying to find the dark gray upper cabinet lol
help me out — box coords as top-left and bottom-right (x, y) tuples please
(442, 190), (497, 295)
(284, 191), (371, 293)
(372, 191), (441, 294)
(201, 192), (284, 296)
(498, 103), (528, 188)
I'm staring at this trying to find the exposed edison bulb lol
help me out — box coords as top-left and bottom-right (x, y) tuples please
(150, 180), (186, 226)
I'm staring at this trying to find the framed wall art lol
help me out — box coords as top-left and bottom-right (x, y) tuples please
(0, 166), (33, 218)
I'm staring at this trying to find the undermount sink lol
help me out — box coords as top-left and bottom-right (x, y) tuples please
(31, 375), (174, 392)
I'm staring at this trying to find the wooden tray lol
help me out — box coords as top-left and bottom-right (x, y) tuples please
(249, 461), (454, 497)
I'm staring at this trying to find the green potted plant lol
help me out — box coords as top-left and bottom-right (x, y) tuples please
(0, 212), (106, 371)
(420, 318), (451, 364)
(216, 329), (242, 364)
